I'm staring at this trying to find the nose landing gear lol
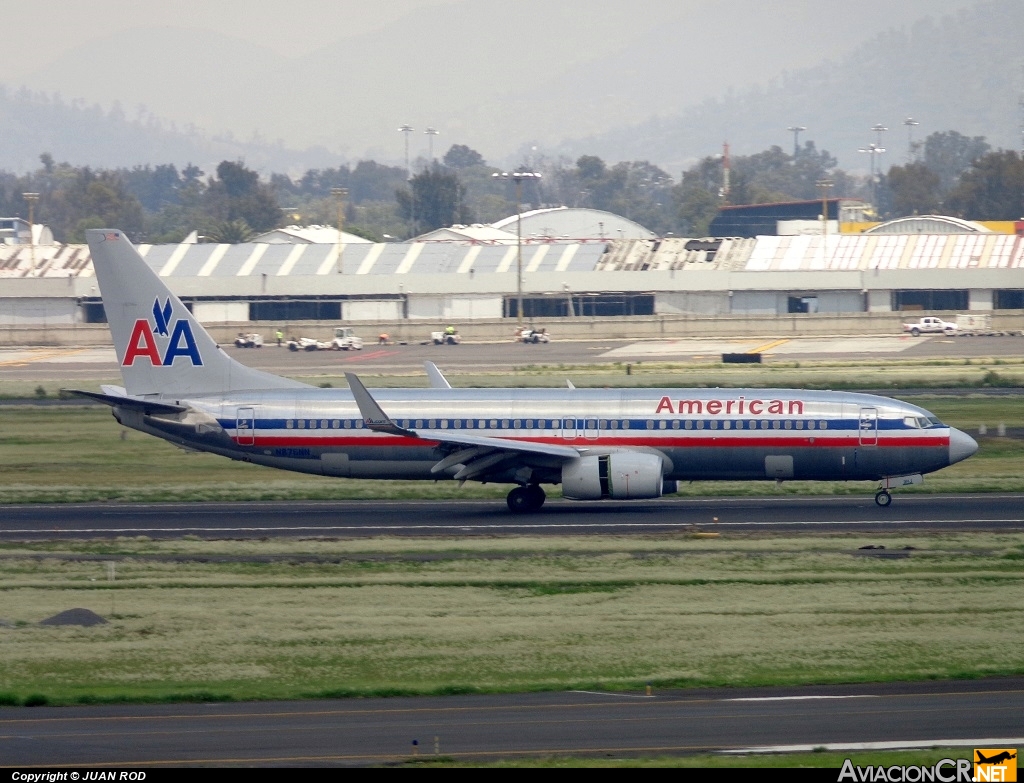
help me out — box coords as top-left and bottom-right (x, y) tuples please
(507, 484), (546, 513)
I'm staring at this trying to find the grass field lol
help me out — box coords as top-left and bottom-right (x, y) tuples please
(1, 533), (1022, 705)
(0, 392), (1021, 503)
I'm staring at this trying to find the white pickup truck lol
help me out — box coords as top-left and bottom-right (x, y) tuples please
(902, 316), (958, 336)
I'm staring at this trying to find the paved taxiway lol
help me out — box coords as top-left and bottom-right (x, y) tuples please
(3, 494), (1024, 540)
(2, 678), (1022, 765)
(4, 334), (1024, 380)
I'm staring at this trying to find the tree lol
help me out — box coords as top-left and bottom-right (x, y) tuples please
(922, 131), (990, 196)
(443, 144), (485, 169)
(883, 162), (942, 217)
(945, 150), (1024, 220)
(203, 218), (255, 244)
(205, 161), (280, 232)
(396, 167), (472, 235)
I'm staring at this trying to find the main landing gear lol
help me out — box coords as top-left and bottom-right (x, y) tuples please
(874, 490), (892, 507)
(507, 484), (546, 513)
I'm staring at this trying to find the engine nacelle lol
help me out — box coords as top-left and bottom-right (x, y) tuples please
(561, 452), (665, 500)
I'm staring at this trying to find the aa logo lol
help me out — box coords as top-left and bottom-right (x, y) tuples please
(975, 749), (1017, 782)
(123, 298), (203, 367)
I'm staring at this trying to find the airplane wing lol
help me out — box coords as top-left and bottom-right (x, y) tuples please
(344, 372), (582, 481)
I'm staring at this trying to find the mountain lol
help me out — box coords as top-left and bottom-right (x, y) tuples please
(560, 0), (1024, 172)
(5, 0), (985, 171)
(0, 87), (345, 175)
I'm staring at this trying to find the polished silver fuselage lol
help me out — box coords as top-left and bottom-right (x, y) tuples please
(120, 387), (964, 485)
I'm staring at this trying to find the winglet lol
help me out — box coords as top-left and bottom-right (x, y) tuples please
(344, 372), (417, 437)
(425, 361), (452, 389)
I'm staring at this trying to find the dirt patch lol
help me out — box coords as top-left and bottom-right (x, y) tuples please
(39, 608), (107, 626)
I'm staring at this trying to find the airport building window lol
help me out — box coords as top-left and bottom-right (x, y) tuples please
(249, 300), (342, 321)
(996, 290), (1024, 309)
(892, 289), (967, 311)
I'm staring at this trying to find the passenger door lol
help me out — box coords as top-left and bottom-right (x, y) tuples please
(236, 406), (255, 446)
(858, 407), (878, 446)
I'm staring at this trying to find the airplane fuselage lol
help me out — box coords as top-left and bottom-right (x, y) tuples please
(118, 386), (962, 487)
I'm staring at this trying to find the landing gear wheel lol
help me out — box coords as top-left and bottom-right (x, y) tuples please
(875, 490), (892, 507)
(507, 485), (546, 513)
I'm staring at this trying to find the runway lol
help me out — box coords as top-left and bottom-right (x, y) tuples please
(3, 494), (1024, 540)
(4, 334), (1024, 380)
(2, 679), (1022, 766)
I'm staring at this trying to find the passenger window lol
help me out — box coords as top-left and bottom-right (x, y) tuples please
(773, 420), (780, 429)
(659, 420), (667, 429)
(332, 420), (340, 428)
(697, 420), (704, 430)
(672, 420), (680, 429)
(709, 420), (718, 430)
(761, 421), (769, 429)
(646, 420), (654, 430)
(514, 420), (521, 429)
(723, 420), (731, 430)
(416, 420), (424, 429)
(796, 420), (803, 430)
(321, 420), (328, 429)
(490, 420), (498, 429)
(821, 421), (828, 430)
(807, 420), (815, 430)
(453, 419), (461, 429)
(441, 420), (449, 429)
(784, 420), (792, 429)
(527, 419), (534, 429)
(309, 420), (317, 429)
(286, 420), (293, 429)
(298, 420), (305, 429)
(685, 420), (693, 430)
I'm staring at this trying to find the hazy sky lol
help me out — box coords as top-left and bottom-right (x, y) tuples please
(0, 0), (994, 171)
(0, 0), (459, 73)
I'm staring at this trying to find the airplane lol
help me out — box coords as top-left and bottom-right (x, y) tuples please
(69, 228), (979, 513)
(976, 751), (1016, 765)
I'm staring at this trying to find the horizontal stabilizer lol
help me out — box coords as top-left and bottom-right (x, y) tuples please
(63, 389), (187, 415)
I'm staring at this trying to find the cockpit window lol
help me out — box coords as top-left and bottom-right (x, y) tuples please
(927, 416), (942, 427)
(903, 416), (921, 429)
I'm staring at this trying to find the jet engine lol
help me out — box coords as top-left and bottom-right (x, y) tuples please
(561, 452), (665, 500)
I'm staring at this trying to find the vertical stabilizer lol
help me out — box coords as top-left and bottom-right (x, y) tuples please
(87, 229), (306, 397)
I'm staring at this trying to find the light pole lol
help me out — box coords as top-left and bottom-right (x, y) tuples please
(903, 117), (920, 162)
(787, 125), (807, 159)
(858, 144), (886, 213)
(331, 187), (347, 274)
(492, 171), (542, 327)
(23, 192), (39, 264)
(871, 123), (889, 148)
(424, 127), (439, 162)
(816, 178), (834, 243)
(398, 124), (414, 179)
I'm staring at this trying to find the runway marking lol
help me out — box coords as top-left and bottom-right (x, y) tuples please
(570, 690), (654, 699)
(725, 695), (878, 702)
(4, 518), (1022, 536)
(723, 737), (1024, 754)
(747, 338), (789, 354)
(0, 348), (89, 367)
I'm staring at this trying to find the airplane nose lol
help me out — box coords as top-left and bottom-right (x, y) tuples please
(948, 427), (979, 465)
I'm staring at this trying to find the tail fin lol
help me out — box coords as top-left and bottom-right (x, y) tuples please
(87, 229), (306, 397)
